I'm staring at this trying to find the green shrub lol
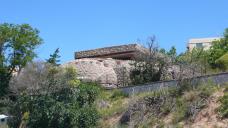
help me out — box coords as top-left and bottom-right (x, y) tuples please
(139, 117), (165, 128)
(169, 79), (193, 98)
(8, 66), (100, 128)
(9, 83), (100, 128)
(172, 81), (217, 123)
(76, 106), (100, 128)
(77, 82), (100, 107)
(172, 98), (188, 123)
(99, 99), (127, 118)
(197, 83), (217, 98)
(97, 89), (129, 119)
(215, 53), (228, 71)
(218, 86), (228, 118)
(110, 89), (128, 100)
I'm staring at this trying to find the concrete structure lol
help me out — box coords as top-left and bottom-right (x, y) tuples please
(67, 44), (178, 88)
(119, 72), (228, 95)
(75, 44), (147, 60)
(187, 37), (221, 51)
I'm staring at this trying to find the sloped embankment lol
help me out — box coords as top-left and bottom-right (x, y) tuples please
(190, 89), (228, 128)
(97, 82), (228, 128)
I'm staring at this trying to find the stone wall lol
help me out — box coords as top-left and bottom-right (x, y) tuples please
(119, 72), (228, 95)
(63, 58), (133, 88)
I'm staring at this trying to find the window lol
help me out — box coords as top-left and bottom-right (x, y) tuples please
(196, 43), (203, 48)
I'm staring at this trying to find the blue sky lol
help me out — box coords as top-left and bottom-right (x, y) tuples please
(1, 0), (228, 63)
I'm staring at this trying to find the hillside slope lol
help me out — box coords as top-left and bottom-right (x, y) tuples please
(97, 83), (228, 128)
(173, 89), (227, 128)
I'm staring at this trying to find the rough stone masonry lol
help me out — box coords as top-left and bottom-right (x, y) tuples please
(64, 44), (177, 88)
(63, 44), (148, 88)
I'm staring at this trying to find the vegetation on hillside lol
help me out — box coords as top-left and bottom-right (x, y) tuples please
(46, 48), (61, 66)
(0, 23), (228, 127)
(0, 23), (101, 128)
(0, 23), (43, 96)
(8, 63), (100, 128)
(216, 53), (228, 71)
(98, 81), (228, 127)
(130, 28), (228, 86)
(218, 85), (228, 118)
(130, 36), (169, 85)
(208, 28), (228, 68)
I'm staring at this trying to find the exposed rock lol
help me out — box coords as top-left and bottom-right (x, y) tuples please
(63, 58), (187, 88)
(63, 58), (133, 88)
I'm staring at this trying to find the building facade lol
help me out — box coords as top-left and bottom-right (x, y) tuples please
(187, 37), (221, 51)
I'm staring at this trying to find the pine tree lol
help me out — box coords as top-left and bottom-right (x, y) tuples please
(46, 48), (61, 66)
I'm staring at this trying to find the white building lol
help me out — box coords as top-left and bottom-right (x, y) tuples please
(187, 37), (221, 51)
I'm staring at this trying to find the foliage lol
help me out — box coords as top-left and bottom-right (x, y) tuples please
(110, 89), (128, 100)
(97, 89), (129, 118)
(159, 48), (166, 54)
(9, 62), (82, 94)
(218, 85), (228, 118)
(215, 53), (228, 71)
(77, 82), (100, 107)
(130, 36), (168, 85)
(0, 23), (42, 96)
(167, 46), (177, 63)
(117, 67), (130, 86)
(139, 117), (165, 128)
(169, 79), (193, 97)
(172, 81), (217, 123)
(208, 29), (228, 68)
(136, 81), (216, 125)
(0, 97), (12, 113)
(8, 64), (100, 128)
(177, 48), (210, 75)
(99, 99), (127, 118)
(119, 79), (218, 127)
(46, 48), (61, 66)
(98, 79), (219, 127)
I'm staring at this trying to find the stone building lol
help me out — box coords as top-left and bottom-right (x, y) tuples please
(64, 58), (132, 88)
(64, 43), (194, 88)
(64, 44), (148, 88)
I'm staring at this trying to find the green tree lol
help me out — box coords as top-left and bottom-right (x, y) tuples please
(0, 23), (42, 96)
(208, 28), (228, 68)
(46, 48), (61, 66)
(215, 53), (228, 71)
(167, 46), (177, 63)
(159, 48), (166, 54)
(130, 36), (168, 84)
(8, 64), (100, 128)
(176, 48), (209, 76)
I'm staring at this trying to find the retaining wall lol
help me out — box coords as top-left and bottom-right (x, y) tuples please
(119, 72), (228, 95)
